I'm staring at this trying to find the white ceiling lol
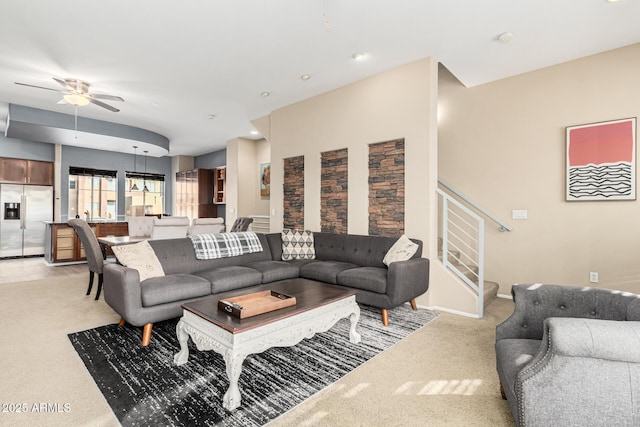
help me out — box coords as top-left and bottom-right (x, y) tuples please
(1, 0), (639, 157)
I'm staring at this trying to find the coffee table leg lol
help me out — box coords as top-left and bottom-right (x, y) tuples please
(349, 304), (361, 344)
(223, 350), (246, 411)
(173, 320), (190, 366)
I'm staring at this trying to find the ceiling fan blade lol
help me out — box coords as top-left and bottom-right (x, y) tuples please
(14, 82), (64, 92)
(89, 98), (120, 112)
(90, 93), (124, 102)
(53, 77), (74, 90)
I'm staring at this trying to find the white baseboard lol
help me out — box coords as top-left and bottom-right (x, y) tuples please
(497, 293), (512, 300)
(423, 305), (480, 319)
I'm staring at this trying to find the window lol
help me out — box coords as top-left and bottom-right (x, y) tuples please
(68, 167), (118, 220)
(125, 172), (165, 216)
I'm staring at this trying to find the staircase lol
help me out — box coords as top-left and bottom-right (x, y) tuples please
(437, 179), (511, 317)
(438, 237), (499, 310)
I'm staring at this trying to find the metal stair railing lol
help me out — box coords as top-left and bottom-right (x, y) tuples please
(436, 180), (512, 317)
(437, 187), (486, 317)
(438, 178), (512, 232)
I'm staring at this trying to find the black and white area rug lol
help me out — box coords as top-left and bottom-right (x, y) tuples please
(68, 304), (438, 427)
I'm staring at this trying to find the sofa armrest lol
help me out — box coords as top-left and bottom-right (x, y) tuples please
(515, 317), (640, 426)
(386, 257), (430, 307)
(103, 263), (148, 326)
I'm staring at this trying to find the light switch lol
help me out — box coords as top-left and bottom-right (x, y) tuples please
(512, 210), (528, 219)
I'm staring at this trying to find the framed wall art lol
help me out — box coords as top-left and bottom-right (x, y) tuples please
(566, 117), (636, 201)
(260, 163), (270, 196)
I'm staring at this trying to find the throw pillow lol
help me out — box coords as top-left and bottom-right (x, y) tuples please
(281, 229), (316, 260)
(383, 235), (419, 266)
(111, 240), (165, 282)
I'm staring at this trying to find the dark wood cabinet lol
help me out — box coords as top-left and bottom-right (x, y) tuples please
(27, 160), (54, 185)
(0, 158), (28, 183)
(214, 166), (226, 204)
(175, 168), (217, 220)
(0, 157), (53, 185)
(50, 222), (129, 263)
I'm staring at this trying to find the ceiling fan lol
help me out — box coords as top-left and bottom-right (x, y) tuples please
(14, 77), (124, 112)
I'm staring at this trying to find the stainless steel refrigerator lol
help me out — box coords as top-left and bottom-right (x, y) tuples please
(0, 184), (53, 257)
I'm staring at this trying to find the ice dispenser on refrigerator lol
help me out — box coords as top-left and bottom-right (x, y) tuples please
(4, 203), (20, 220)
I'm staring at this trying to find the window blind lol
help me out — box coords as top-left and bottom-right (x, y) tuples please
(69, 166), (117, 178)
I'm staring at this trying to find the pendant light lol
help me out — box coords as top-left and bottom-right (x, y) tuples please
(142, 150), (149, 193)
(131, 146), (140, 191)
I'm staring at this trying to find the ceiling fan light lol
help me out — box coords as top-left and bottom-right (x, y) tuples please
(63, 93), (90, 106)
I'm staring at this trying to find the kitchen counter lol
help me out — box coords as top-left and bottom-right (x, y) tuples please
(44, 221), (129, 264)
(43, 220), (128, 225)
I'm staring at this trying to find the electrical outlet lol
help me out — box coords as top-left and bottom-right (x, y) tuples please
(589, 272), (599, 283)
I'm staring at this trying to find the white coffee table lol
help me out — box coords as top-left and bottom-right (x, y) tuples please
(173, 279), (361, 411)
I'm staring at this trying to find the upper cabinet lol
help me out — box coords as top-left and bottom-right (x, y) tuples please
(27, 160), (54, 185)
(175, 168), (216, 220)
(214, 166), (226, 204)
(0, 158), (53, 185)
(0, 158), (27, 183)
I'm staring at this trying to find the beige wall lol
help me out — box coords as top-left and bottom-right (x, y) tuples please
(266, 57), (469, 310)
(226, 137), (271, 227)
(438, 43), (640, 295)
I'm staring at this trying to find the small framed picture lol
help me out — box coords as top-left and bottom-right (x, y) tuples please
(260, 163), (270, 196)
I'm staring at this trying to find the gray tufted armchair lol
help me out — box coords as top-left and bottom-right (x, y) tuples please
(495, 283), (640, 426)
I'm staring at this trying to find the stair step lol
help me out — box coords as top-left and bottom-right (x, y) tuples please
(483, 280), (499, 308)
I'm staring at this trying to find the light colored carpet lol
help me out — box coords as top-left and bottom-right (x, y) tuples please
(0, 262), (514, 427)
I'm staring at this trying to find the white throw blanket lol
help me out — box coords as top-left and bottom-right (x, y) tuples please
(188, 231), (263, 260)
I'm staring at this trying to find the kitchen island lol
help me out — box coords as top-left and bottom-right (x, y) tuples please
(44, 221), (129, 264)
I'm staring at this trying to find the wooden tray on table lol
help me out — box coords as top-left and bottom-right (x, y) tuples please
(218, 290), (297, 319)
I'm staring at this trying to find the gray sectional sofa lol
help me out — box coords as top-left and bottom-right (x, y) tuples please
(496, 284), (640, 426)
(104, 232), (429, 346)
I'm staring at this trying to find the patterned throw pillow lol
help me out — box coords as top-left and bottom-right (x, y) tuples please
(383, 235), (419, 266)
(281, 229), (316, 260)
(111, 240), (165, 282)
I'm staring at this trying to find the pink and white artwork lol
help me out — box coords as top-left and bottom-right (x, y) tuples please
(566, 118), (636, 201)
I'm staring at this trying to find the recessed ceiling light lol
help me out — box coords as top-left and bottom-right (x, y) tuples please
(250, 130), (259, 135)
(605, 0), (621, 3)
(208, 114), (216, 119)
(261, 91), (270, 98)
(351, 52), (365, 61)
(152, 101), (159, 107)
(300, 74), (311, 81)
(498, 32), (513, 43)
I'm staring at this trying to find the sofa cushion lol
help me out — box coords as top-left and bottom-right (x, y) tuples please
(337, 267), (388, 294)
(281, 229), (316, 260)
(300, 261), (358, 284)
(150, 234), (273, 276)
(246, 260), (300, 283)
(495, 339), (541, 396)
(383, 235), (419, 266)
(112, 240), (165, 282)
(195, 266), (263, 293)
(140, 273), (210, 307)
